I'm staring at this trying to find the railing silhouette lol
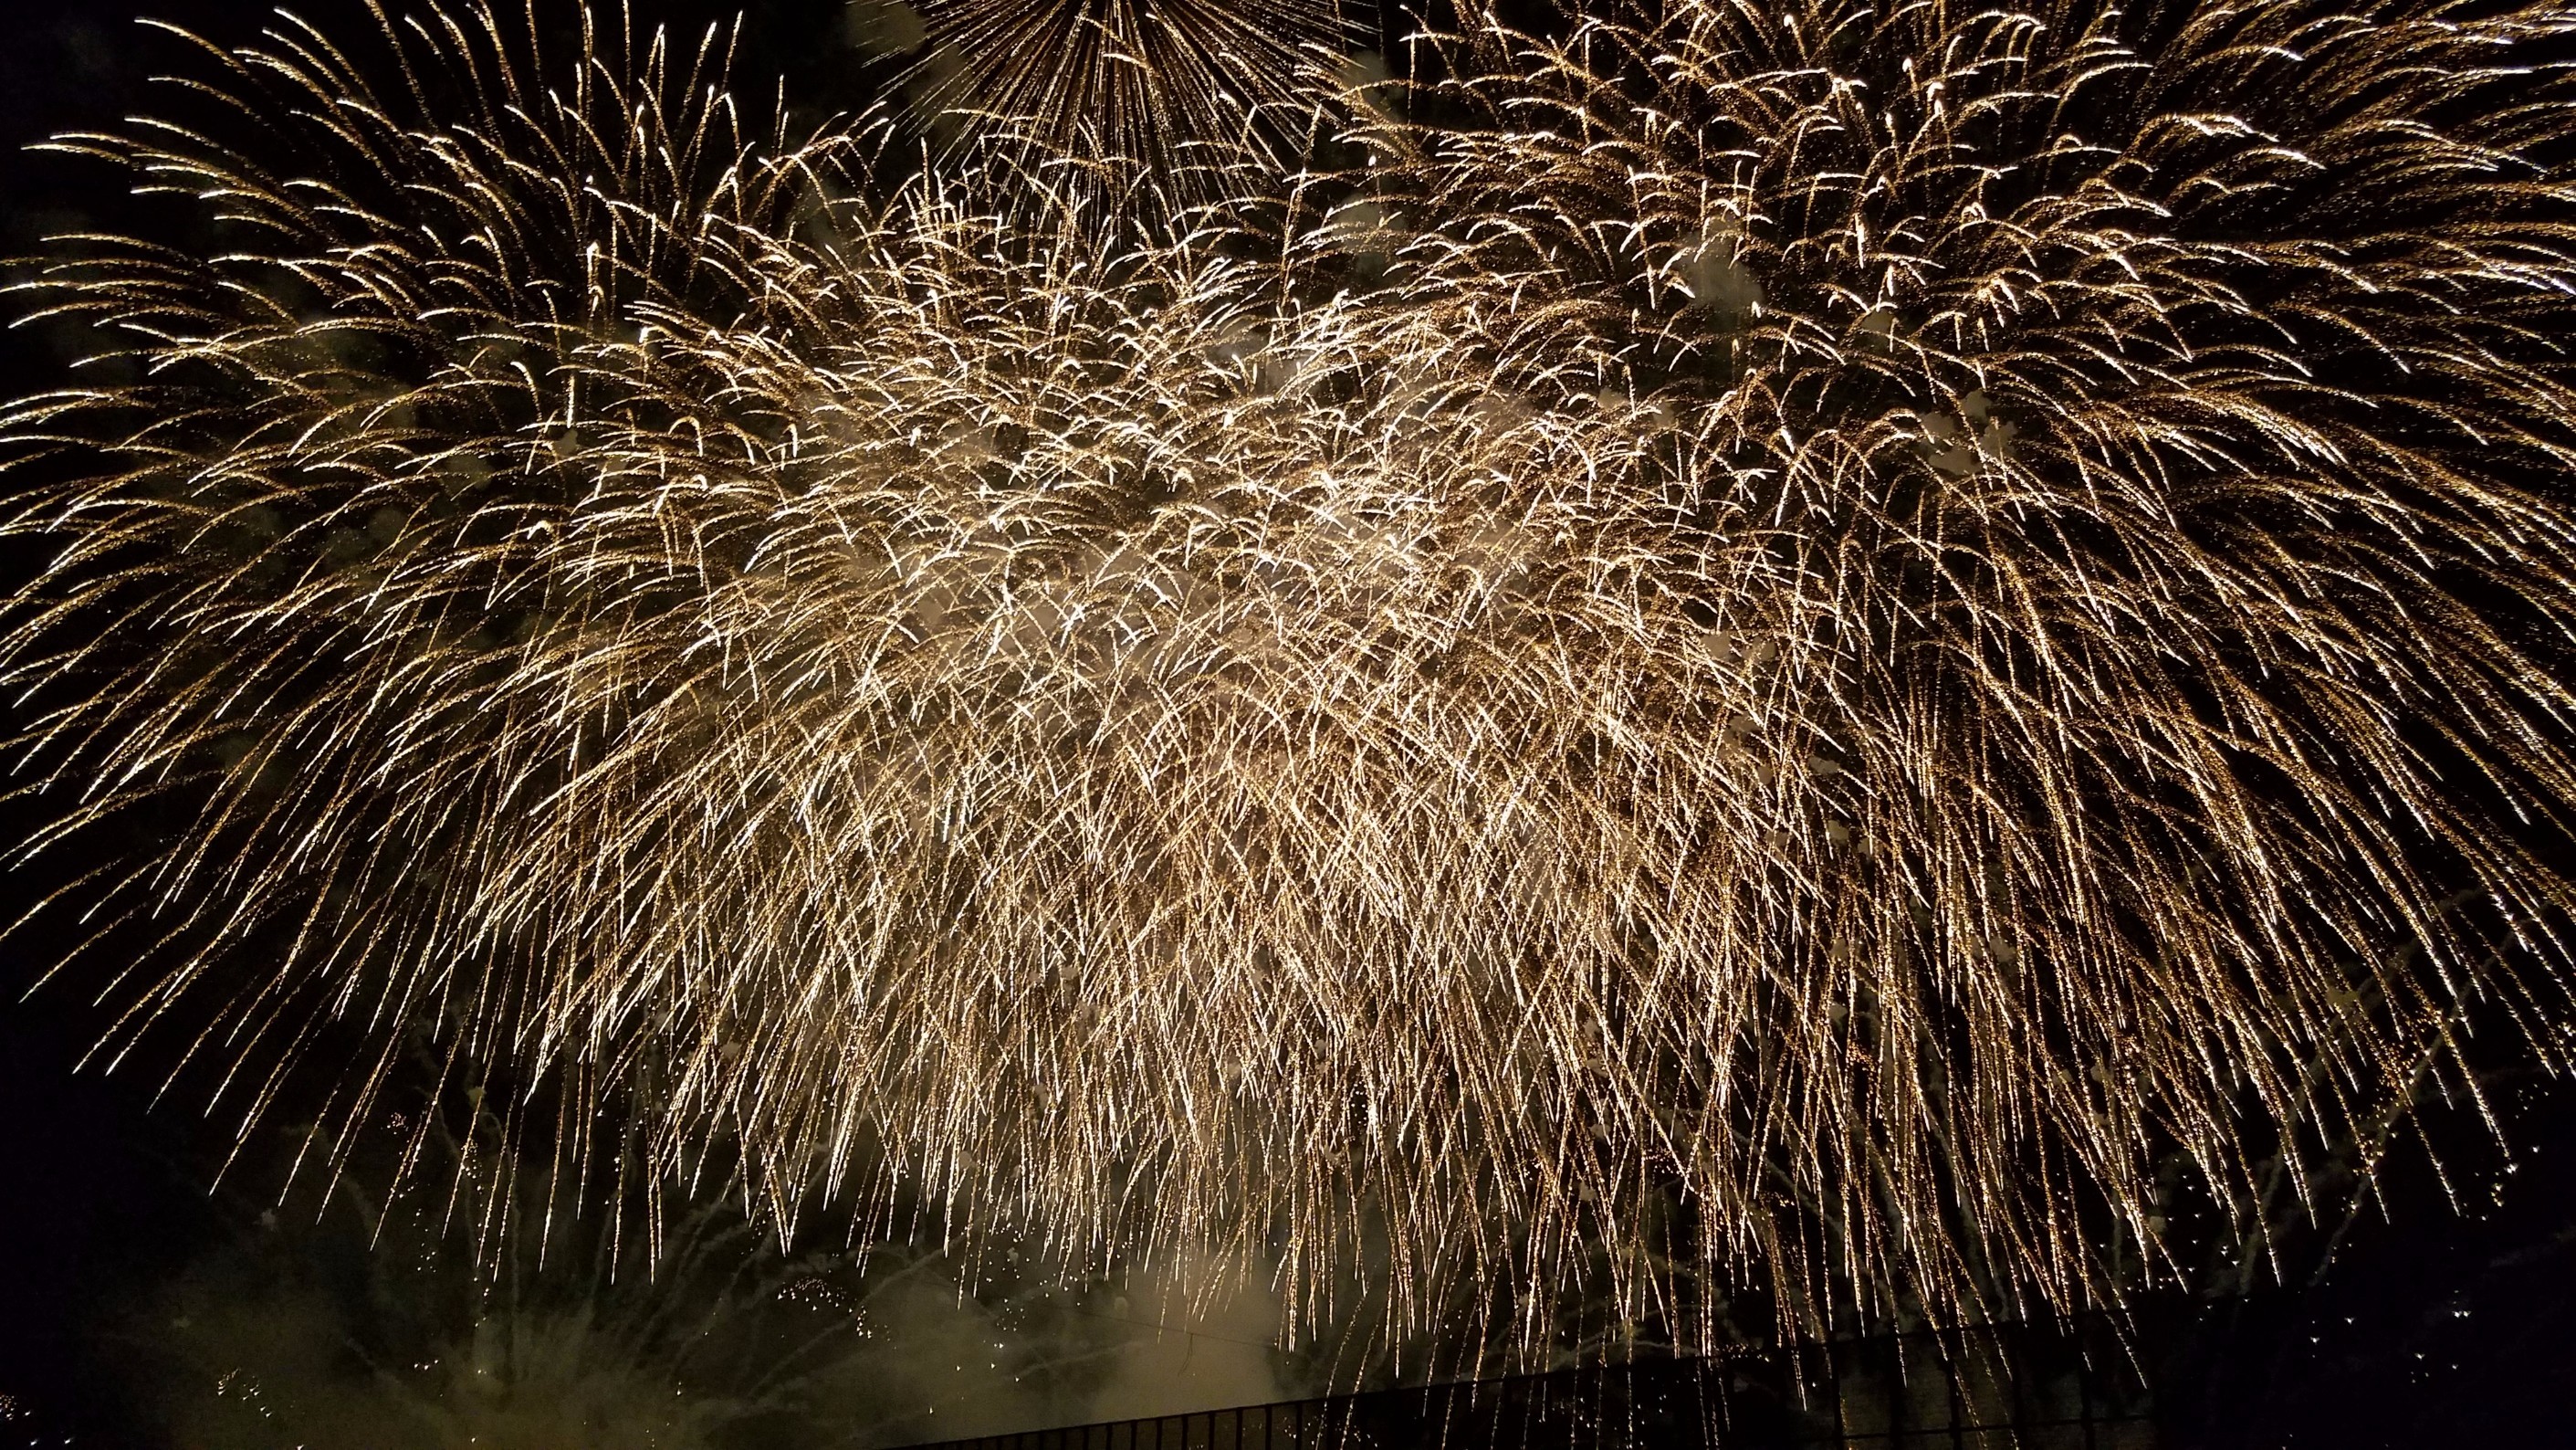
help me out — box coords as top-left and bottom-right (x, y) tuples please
(904, 1319), (2157, 1450)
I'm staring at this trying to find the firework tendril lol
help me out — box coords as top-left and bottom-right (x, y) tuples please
(6, 0), (2576, 1353)
(877, 0), (1364, 197)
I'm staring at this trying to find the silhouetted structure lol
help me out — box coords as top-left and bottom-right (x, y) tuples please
(906, 1319), (2156, 1450)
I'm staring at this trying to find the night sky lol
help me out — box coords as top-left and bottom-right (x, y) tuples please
(0, 3), (2572, 1445)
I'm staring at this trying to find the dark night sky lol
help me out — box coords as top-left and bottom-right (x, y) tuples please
(0, 2), (252, 1427)
(0, 3), (2571, 1445)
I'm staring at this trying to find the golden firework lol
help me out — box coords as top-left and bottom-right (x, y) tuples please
(5, 0), (2575, 1361)
(1321, 0), (2576, 1332)
(883, 0), (1365, 197)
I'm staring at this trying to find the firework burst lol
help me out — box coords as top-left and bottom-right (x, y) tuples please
(1319, 0), (2576, 1328)
(6, 0), (2576, 1361)
(883, 0), (1366, 196)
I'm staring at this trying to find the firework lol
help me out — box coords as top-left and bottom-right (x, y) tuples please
(0, 0), (881, 1246)
(889, 0), (1365, 194)
(7, 0), (2576, 1364)
(1320, 0), (2576, 1329)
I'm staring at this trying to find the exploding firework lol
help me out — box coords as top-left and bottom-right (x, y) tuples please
(1317, 0), (2576, 1329)
(0, 0), (882, 1242)
(6, 0), (2576, 1363)
(877, 0), (1366, 195)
